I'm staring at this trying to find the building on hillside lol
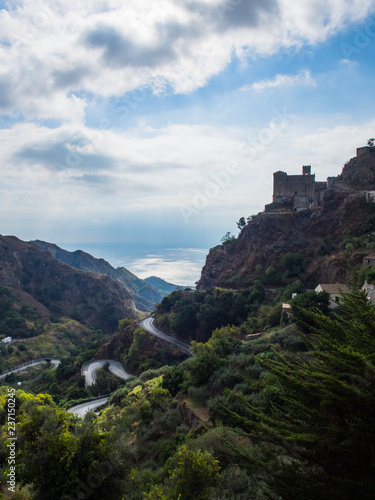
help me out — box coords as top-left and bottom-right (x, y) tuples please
(282, 302), (292, 318)
(362, 191), (375, 203)
(265, 146), (370, 213)
(363, 254), (375, 267)
(273, 165), (316, 201)
(2, 337), (12, 343)
(266, 165), (328, 212)
(315, 284), (350, 309)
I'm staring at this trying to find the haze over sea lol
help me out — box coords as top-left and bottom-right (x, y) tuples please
(57, 242), (207, 286)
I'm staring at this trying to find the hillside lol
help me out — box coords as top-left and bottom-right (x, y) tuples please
(198, 150), (375, 290)
(0, 235), (136, 334)
(33, 240), (163, 311)
(94, 320), (187, 375)
(3, 291), (374, 499)
(144, 276), (188, 296)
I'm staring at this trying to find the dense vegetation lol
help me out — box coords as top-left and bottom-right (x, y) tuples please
(0, 289), (374, 499)
(0, 286), (43, 340)
(155, 283), (266, 343)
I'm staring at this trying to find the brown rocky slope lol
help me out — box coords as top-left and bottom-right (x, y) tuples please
(0, 235), (136, 333)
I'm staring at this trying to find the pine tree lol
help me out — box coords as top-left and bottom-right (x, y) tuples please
(221, 291), (375, 499)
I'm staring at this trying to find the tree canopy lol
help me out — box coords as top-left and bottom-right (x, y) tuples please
(220, 290), (375, 499)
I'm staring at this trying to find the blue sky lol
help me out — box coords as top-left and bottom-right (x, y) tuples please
(0, 0), (375, 283)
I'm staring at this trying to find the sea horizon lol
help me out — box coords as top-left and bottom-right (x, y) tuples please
(55, 241), (208, 287)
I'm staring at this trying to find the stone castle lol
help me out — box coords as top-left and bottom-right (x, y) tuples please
(266, 146), (370, 212)
(270, 165), (329, 211)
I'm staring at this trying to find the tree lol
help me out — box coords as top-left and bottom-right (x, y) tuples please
(162, 366), (186, 396)
(221, 232), (235, 244)
(220, 291), (375, 499)
(188, 342), (226, 386)
(367, 138), (375, 148)
(9, 391), (128, 499)
(236, 217), (246, 231)
(165, 446), (220, 500)
(280, 252), (304, 275)
(290, 290), (330, 331)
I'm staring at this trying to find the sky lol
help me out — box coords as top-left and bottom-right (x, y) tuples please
(0, 0), (375, 284)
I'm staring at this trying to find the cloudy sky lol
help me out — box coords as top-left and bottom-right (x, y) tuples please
(1, 0), (375, 283)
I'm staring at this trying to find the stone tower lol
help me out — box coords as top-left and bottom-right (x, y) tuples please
(272, 166), (315, 202)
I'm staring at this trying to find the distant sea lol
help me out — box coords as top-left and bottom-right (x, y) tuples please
(57, 242), (208, 286)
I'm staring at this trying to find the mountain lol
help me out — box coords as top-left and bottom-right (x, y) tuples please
(32, 241), (163, 311)
(0, 235), (136, 333)
(144, 276), (188, 296)
(116, 268), (164, 304)
(198, 148), (375, 290)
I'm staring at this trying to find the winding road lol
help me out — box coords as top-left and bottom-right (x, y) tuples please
(68, 359), (133, 416)
(0, 317), (192, 417)
(0, 358), (61, 380)
(66, 396), (111, 418)
(81, 359), (133, 387)
(69, 317), (193, 416)
(139, 317), (192, 356)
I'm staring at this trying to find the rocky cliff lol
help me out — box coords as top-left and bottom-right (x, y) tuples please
(0, 235), (136, 332)
(198, 149), (375, 290)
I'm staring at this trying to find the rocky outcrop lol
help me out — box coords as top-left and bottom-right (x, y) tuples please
(198, 193), (375, 290)
(0, 235), (136, 332)
(340, 148), (375, 189)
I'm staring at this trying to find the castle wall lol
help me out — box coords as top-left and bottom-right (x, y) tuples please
(273, 171), (315, 201)
(293, 195), (310, 211)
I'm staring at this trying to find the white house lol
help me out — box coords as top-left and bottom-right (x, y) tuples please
(2, 337), (12, 343)
(315, 284), (350, 309)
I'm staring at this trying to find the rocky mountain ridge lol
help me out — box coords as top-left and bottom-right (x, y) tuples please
(32, 240), (164, 311)
(0, 235), (136, 333)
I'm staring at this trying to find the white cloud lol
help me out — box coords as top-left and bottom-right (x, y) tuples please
(243, 70), (316, 92)
(0, 1), (373, 121)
